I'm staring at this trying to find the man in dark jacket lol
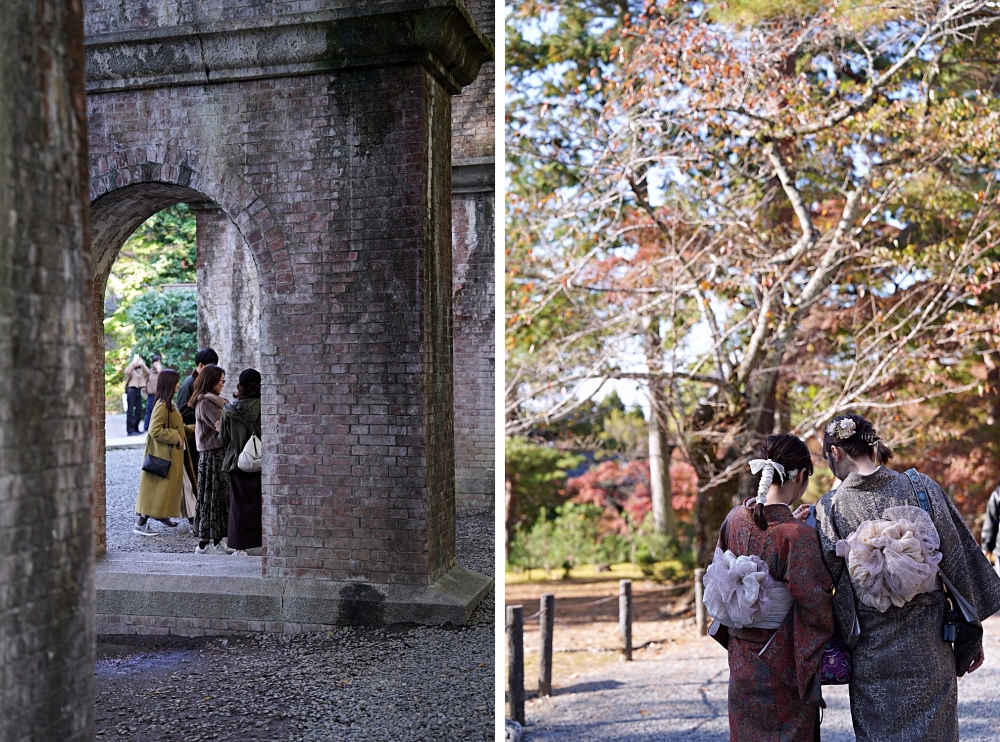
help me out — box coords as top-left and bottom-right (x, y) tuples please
(176, 347), (218, 472)
(982, 482), (1000, 561)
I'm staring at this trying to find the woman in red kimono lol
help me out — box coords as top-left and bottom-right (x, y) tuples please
(705, 434), (834, 742)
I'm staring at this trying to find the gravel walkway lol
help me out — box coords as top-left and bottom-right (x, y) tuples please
(520, 617), (1000, 741)
(106, 447), (257, 554)
(98, 446), (495, 741)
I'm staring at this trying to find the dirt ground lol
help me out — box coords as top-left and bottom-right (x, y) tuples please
(505, 577), (702, 694)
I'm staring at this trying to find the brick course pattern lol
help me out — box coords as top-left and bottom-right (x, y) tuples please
(194, 204), (262, 400)
(86, 64), (460, 586)
(0, 2), (95, 741)
(451, 0), (495, 511)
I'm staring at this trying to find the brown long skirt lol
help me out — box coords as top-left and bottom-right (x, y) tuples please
(227, 469), (262, 550)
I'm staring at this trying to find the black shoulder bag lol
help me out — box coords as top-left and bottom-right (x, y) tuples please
(904, 468), (982, 677)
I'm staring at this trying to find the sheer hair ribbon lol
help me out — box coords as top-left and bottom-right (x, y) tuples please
(749, 459), (787, 504)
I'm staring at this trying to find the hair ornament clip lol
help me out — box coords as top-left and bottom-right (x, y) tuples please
(862, 432), (879, 446)
(749, 458), (787, 504)
(825, 417), (856, 440)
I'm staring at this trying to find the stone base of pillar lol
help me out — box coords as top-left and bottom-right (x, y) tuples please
(95, 553), (492, 634)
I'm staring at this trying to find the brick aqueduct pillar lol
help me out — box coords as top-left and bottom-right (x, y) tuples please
(81, 1), (493, 631)
(451, 0), (496, 512)
(0, 2), (95, 740)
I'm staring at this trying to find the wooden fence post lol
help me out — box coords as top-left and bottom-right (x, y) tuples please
(538, 594), (555, 697)
(619, 579), (632, 661)
(507, 604), (525, 724)
(694, 567), (708, 636)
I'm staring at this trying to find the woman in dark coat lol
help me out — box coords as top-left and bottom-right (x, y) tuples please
(218, 368), (262, 555)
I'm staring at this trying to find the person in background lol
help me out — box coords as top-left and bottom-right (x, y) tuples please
(134, 369), (197, 536)
(176, 347), (218, 473)
(123, 353), (149, 436)
(142, 354), (162, 433)
(189, 364), (232, 555)
(981, 481), (1000, 576)
(219, 368), (262, 556)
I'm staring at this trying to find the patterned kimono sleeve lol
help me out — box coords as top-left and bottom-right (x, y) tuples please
(784, 527), (834, 707)
(922, 474), (1000, 623)
(815, 494), (858, 647)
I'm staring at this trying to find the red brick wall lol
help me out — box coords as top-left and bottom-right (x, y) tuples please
(453, 0), (495, 162)
(194, 204), (261, 399)
(88, 66), (457, 586)
(452, 191), (495, 510)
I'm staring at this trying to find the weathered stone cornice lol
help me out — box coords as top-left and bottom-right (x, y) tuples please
(452, 157), (494, 194)
(85, 0), (492, 95)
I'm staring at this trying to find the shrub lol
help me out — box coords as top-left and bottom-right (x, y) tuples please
(507, 503), (628, 571)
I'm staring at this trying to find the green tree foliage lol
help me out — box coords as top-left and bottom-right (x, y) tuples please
(507, 0), (1000, 564)
(106, 204), (197, 303)
(504, 436), (583, 552)
(104, 205), (198, 409)
(507, 502), (626, 572)
(126, 289), (198, 370)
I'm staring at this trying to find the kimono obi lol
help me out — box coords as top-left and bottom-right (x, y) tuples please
(835, 505), (943, 613)
(703, 548), (795, 629)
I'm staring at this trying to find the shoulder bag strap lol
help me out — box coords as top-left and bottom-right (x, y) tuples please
(906, 468), (977, 621)
(905, 468), (932, 515)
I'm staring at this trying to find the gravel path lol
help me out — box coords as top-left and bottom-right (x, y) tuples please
(520, 617), (1000, 741)
(98, 447), (495, 741)
(107, 446), (263, 554)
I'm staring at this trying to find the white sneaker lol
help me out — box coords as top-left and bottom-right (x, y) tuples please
(194, 543), (210, 555)
(232, 549), (249, 556)
(133, 521), (159, 536)
(212, 543), (234, 555)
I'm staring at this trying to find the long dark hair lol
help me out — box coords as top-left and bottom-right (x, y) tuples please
(752, 434), (814, 530)
(822, 413), (893, 467)
(189, 364), (225, 409)
(153, 369), (181, 412)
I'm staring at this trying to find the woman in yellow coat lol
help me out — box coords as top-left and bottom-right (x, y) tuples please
(134, 369), (197, 535)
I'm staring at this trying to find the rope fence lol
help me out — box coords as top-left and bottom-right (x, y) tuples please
(506, 572), (710, 725)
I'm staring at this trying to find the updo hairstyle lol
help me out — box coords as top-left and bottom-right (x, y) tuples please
(821, 413), (893, 467)
(752, 433), (814, 530)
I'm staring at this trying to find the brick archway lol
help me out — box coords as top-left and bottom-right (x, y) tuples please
(88, 152), (279, 554)
(89, 145), (286, 296)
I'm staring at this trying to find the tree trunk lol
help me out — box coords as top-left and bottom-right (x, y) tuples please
(643, 316), (678, 539)
(692, 444), (740, 567)
(694, 448), (741, 567)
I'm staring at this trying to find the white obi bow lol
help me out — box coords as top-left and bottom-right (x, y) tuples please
(703, 548), (794, 629)
(836, 505), (942, 613)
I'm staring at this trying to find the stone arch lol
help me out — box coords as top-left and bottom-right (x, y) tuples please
(88, 146), (283, 553)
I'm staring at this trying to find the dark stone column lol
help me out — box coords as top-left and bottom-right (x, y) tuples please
(0, 1), (94, 739)
(193, 202), (261, 400)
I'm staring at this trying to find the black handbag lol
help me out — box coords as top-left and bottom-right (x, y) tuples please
(904, 468), (983, 676)
(141, 453), (171, 478)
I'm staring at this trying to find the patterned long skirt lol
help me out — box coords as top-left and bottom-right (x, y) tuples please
(196, 447), (229, 544)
